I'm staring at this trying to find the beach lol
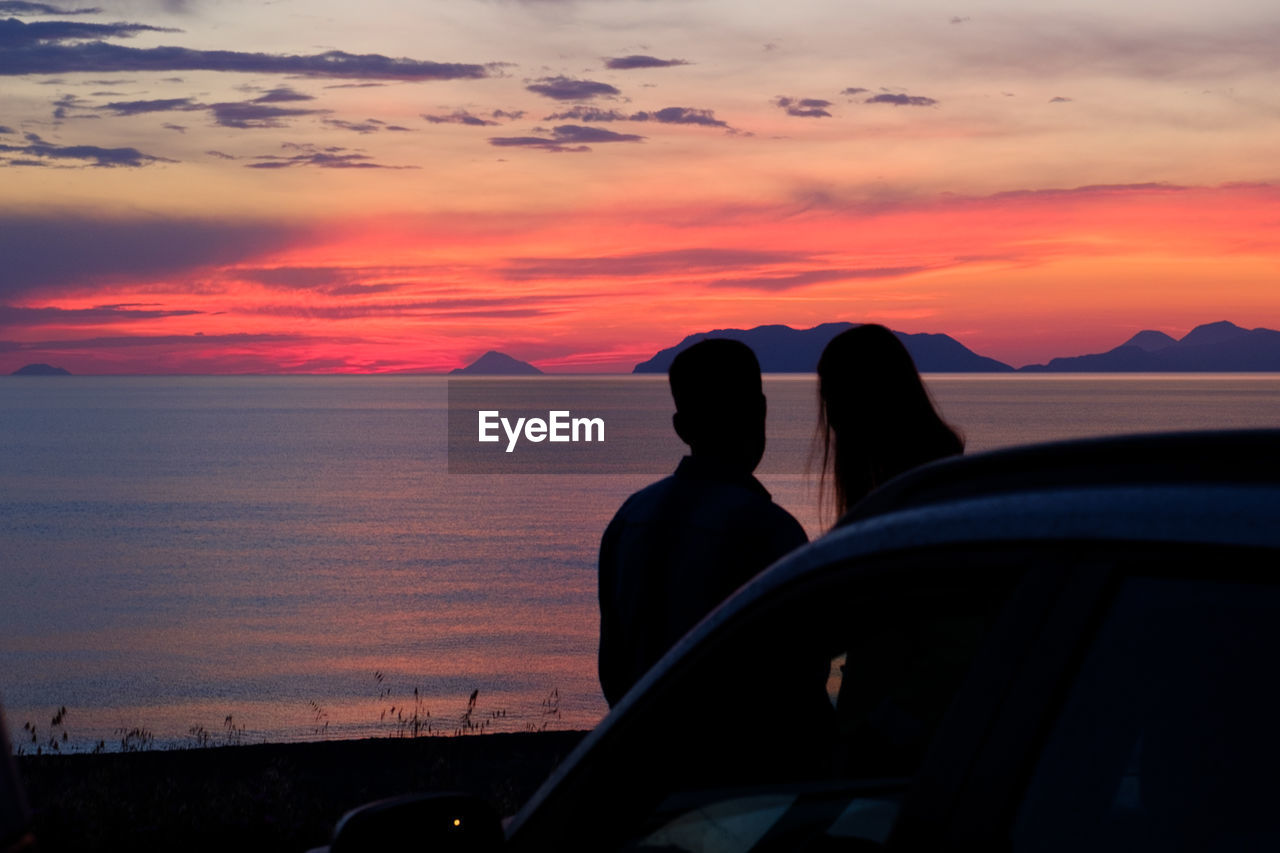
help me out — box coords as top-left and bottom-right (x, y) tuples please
(17, 730), (587, 852)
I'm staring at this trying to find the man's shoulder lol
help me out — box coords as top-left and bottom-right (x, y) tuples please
(749, 497), (808, 550)
(612, 473), (680, 514)
(615, 469), (760, 515)
(755, 496), (805, 527)
(610, 467), (803, 539)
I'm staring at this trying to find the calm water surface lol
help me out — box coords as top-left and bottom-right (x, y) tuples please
(2, 374), (1277, 750)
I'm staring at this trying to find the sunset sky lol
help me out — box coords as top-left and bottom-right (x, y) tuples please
(2, 0), (1278, 373)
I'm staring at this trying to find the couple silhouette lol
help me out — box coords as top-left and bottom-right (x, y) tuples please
(598, 323), (963, 708)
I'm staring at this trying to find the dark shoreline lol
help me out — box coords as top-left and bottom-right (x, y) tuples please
(18, 730), (588, 852)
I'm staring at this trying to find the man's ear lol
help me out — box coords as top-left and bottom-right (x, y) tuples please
(672, 411), (693, 446)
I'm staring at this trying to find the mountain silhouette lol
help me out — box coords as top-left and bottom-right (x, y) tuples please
(450, 351), (543, 375)
(633, 323), (1012, 373)
(11, 363), (71, 376)
(1020, 321), (1280, 371)
(1123, 330), (1178, 352)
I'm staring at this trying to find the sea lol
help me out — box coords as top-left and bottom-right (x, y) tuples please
(2, 374), (1278, 752)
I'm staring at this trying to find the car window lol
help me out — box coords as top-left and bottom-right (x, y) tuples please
(1011, 576), (1280, 852)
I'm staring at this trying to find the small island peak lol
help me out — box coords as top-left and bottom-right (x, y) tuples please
(12, 363), (72, 376)
(450, 351), (543, 375)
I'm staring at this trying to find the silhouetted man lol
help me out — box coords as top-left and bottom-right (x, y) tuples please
(597, 339), (808, 707)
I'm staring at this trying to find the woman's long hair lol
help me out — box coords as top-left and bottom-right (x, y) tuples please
(815, 324), (963, 522)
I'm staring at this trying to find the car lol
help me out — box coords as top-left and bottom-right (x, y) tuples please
(316, 428), (1280, 852)
(9, 430), (1280, 852)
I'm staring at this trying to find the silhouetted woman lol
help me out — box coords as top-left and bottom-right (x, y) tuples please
(816, 324), (963, 521)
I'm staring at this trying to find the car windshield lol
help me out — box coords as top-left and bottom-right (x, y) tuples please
(628, 784), (902, 852)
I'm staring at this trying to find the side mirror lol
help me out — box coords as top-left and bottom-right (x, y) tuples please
(330, 792), (503, 853)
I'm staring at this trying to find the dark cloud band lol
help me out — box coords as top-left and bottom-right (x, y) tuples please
(0, 17), (174, 44)
(252, 86), (315, 103)
(543, 105), (729, 129)
(525, 76), (620, 101)
(488, 123), (642, 152)
(864, 93), (937, 107)
(0, 213), (307, 299)
(775, 96), (832, 118)
(246, 142), (415, 169)
(0, 2), (101, 14)
(0, 36), (491, 81)
(603, 55), (688, 70)
(0, 131), (172, 167)
(0, 304), (201, 326)
(422, 110), (499, 127)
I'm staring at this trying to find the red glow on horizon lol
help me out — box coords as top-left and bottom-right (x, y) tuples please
(4, 183), (1278, 374)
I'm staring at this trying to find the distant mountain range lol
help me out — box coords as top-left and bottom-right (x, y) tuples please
(634, 323), (1013, 373)
(11, 363), (71, 375)
(451, 351), (543, 375)
(632, 321), (1280, 374)
(1019, 321), (1280, 371)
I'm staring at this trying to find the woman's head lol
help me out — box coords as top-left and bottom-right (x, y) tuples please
(816, 324), (962, 519)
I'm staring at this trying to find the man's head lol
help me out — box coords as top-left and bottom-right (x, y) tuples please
(668, 339), (767, 473)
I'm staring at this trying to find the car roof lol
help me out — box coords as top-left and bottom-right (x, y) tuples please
(843, 428), (1280, 523)
(746, 429), (1280, 617)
